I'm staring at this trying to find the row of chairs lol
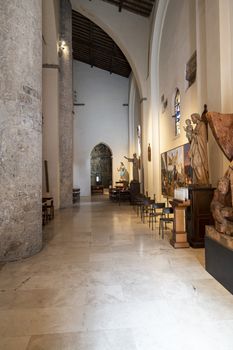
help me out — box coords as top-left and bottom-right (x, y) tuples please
(134, 193), (174, 239)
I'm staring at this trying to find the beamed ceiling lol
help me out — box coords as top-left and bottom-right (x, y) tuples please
(72, 1), (156, 77)
(72, 11), (131, 77)
(100, 0), (156, 17)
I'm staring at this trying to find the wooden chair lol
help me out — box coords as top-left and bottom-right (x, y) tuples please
(46, 199), (54, 220)
(141, 197), (155, 223)
(148, 202), (165, 230)
(42, 203), (48, 225)
(134, 193), (146, 216)
(159, 207), (174, 239)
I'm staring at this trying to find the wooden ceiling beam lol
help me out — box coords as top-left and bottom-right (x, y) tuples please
(72, 9), (131, 77)
(73, 40), (128, 62)
(73, 56), (130, 77)
(122, 4), (149, 16)
(119, 0), (124, 12)
(89, 22), (94, 67)
(100, 0), (155, 17)
(125, 0), (153, 10)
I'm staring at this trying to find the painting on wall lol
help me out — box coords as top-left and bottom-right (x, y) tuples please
(161, 143), (192, 197)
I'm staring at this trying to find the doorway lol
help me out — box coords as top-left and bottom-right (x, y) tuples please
(90, 143), (112, 193)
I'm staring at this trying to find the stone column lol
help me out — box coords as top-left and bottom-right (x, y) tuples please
(59, 0), (73, 208)
(0, 1), (42, 261)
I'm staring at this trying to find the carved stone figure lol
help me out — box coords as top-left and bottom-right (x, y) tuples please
(188, 113), (209, 184)
(207, 112), (233, 235)
(124, 153), (139, 182)
(206, 112), (233, 162)
(183, 119), (193, 143)
(210, 174), (233, 236)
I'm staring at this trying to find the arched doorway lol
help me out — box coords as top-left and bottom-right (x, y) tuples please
(90, 143), (112, 193)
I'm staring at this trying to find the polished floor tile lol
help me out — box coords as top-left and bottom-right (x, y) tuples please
(0, 195), (232, 349)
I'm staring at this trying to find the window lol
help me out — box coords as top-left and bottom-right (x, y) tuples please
(174, 89), (181, 136)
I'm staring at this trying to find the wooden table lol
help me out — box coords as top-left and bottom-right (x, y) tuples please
(91, 185), (104, 194)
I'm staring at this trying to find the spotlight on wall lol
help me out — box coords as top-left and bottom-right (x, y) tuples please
(58, 40), (66, 56)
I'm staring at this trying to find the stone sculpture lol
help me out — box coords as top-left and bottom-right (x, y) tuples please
(183, 119), (193, 143)
(210, 174), (233, 235)
(207, 112), (233, 236)
(186, 113), (209, 185)
(124, 153), (139, 182)
(207, 112), (233, 162)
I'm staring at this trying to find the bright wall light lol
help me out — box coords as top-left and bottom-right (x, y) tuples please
(58, 40), (66, 56)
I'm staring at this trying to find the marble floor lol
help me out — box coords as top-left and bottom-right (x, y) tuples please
(0, 195), (233, 350)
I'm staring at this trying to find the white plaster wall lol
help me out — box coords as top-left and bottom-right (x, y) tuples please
(148, 0), (169, 199)
(149, 0), (232, 196)
(146, 0), (197, 198)
(70, 0), (149, 98)
(159, 0), (197, 154)
(73, 61), (129, 196)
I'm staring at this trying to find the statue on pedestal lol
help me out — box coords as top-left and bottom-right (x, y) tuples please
(117, 162), (129, 182)
(124, 153), (139, 182)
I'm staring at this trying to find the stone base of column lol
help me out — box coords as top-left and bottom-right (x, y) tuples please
(0, 215), (42, 262)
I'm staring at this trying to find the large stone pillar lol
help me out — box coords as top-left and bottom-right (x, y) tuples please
(0, 1), (42, 261)
(59, 0), (73, 208)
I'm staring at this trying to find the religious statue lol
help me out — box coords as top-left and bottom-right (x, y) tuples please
(183, 119), (193, 143)
(186, 113), (209, 185)
(124, 153), (139, 182)
(117, 162), (129, 182)
(207, 111), (233, 235)
(210, 174), (233, 235)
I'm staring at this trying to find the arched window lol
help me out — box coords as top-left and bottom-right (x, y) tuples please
(174, 88), (181, 136)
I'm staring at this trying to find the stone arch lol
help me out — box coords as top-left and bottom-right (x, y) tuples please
(71, 4), (144, 98)
(90, 143), (113, 189)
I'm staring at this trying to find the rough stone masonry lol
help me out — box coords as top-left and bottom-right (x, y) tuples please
(0, 1), (42, 261)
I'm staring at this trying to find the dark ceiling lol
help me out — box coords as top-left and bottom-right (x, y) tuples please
(100, 0), (156, 17)
(72, 11), (131, 78)
(72, 1), (156, 78)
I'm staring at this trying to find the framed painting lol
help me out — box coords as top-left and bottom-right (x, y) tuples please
(161, 143), (192, 197)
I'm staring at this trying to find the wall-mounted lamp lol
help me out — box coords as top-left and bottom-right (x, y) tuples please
(58, 40), (66, 57)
